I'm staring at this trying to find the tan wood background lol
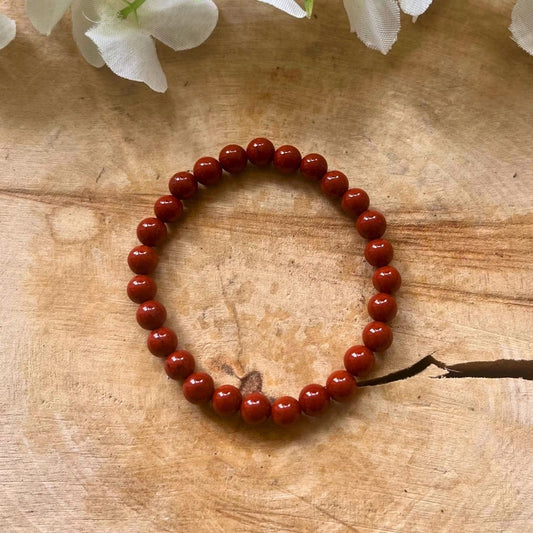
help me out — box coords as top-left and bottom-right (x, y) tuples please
(1, 0), (532, 531)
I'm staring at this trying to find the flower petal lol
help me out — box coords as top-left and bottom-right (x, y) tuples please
(72, 0), (104, 67)
(510, 0), (533, 55)
(343, 0), (400, 54)
(257, 0), (307, 19)
(0, 13), (16, 50)
(398, 0), (433, 17)
(86, 17), (167, 92)
(141, 0), (218, 51)
(26, 0), (74, 35)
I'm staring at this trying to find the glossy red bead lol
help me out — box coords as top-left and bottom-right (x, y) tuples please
(321, 170), (349, 198)
(137, 217), (167, 247)
(271, 396), (301, 427)
(169, 171), (198, 199)
(299, 384), (330, 416)
(154, 195), (183, 222)
(147, 327), (178, 357)
(363, 321), (393, 352)
(341, 188), (370, 218)
(356, 210), (387, 240)
(193, 157), (222, 186)
(300, 153), (327, 181)
(128, 245), (159, 274)
(365, 238), (393, 267)
(344, 345), (375, 376)
(136, 300), (167, 330)
(165, 350), (195, 380)
(246, 137), (275, 166)
(372, 266), (402, 294)
(219, 144), (247, 174)
(183, 372), (215, 404)
(367, 293), (398, 322)
(273, 145), (302, 174)
(240, 392), (271, 424)
(212, 385), (242, 416)
(127, 275), (157, 303)
(326, 370), (357, 402)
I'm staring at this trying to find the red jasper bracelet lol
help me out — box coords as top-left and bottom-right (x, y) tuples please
(127, 138), (401, 427)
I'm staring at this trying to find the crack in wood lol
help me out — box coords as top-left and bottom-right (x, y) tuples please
(216, 264), (245, 375)
(358, 355), (533, 387)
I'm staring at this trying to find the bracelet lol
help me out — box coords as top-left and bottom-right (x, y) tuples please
(127, 138), (401, 427)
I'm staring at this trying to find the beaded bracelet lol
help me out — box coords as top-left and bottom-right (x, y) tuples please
(127, 138), (401, 427)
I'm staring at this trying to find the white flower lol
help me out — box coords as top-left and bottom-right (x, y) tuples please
(257, 0), (307, 18)
(398, 0), (433, 17)
(510, 0), (533, 55)
(342, 0), (436, 53)
(72, 0), (105, 68)
(26, 0), (103, 64)
(343, 0), (401, 54)
(26, 0), (219, 92)
(85, 0), (218, 92)
(26, 0), (75, 35)
(264, 0), (434, 54)
(0, 12), (16, 50)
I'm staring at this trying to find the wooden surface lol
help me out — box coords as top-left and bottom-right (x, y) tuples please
(1, 1), (532, 531)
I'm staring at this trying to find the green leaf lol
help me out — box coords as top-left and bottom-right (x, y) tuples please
(304, 0), (313, 18)
(118, 0), (146, 20)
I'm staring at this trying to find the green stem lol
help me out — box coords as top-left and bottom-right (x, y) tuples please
(118, 0), (147, 19)
(304, 0), (313, 18)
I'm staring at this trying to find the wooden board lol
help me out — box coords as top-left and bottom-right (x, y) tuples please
(1, 0), (532, 531)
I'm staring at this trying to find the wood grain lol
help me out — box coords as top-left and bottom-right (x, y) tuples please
(1, 0), (532, 531)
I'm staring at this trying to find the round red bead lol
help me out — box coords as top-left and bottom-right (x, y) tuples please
(240, 392), (271, 424)
(299, 384), (330, 416)
(373, 266), (402, 293)
(271, 396), (301, 427)
(219, 144), (247, 174)
(127, 275), (157, 303)
(154, 195), (183, 222)
(183, 372), (215, 404)
(326, 370), (357, 402)
(147, 327), (178, 357)
(341, 188), (370, 218)
(137, 217), (167, 247)
(273, 145), (302, 174)
(300, 153), (327, 181)
(128, 245), (159, 274)
(344, 345), (375, 376)
(363, 321), (393, 352)
(356, 210), (387, 240)
(193, 157), (222, 186)
(169, 171), (198, 199)
(365, 238), (393, 267)
(367, 293), (398, 322)
(321, 170), (349, 198)
(212, 385), (242, 416)
(165, 350), (195, 380)
(246, 137), (275, 166)
(136, 300), (167, 330)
